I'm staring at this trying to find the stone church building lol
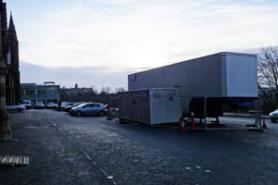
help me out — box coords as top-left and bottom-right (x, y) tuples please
(0, 0), (20, 105)
(0, 0), (20, 140)
(5, 13), (20, 105)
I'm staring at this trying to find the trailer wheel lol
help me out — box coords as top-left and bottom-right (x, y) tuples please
(99, 111), (104, 117)
(119, 119), (127, 124)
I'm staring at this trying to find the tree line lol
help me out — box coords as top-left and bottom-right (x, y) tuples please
(60, 47), (278, 113)
(258, 47), (278, 113)
(60, 86), (126, 107)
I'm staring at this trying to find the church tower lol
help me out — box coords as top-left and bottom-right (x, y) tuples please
(5, 12), (20, 104)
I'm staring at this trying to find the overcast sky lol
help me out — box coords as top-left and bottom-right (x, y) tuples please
(7, 0), (278, 88)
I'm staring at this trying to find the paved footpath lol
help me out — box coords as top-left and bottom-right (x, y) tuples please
(0, 109), (278, 185)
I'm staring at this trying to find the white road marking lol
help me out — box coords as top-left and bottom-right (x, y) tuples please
(243, 139), (251, 143)
(81, 148), (117, 185)
(50, 121), (117, 185)
(204, 170), (211, 173)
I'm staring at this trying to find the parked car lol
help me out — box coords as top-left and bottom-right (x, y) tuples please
(61, 102), (74, 109)
(35, 101), (45, 109)
(103, 105), (119, 116)
(22, 100), (32, 109)
(46, 102), (58, 109)
(70, 103), (105, 116)
(64, 102), (82, 112)
(6, 104), (26, 112)
(62, 102), (76, 111)
(269, 109), (278, 122)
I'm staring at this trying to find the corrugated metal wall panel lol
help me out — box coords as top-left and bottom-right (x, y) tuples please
(128, 53), (223, 97)
(128, 52), (257, 98)
(225, 53), (258, 97)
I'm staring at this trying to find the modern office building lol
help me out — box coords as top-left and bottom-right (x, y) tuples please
(21, 82), (60, 104)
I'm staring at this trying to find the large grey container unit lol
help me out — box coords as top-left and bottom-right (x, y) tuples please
(128, 52), (258, 115)
(119, 88), (182, 125)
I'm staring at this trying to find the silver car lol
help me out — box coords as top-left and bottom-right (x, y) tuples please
(269, 109), (278, 122)
(35, 101), (45, 109)
(70, 103), (105, 116)
(22, 100), (32, 109)
(6, 104), (26, 112)
(46, 102), (58, 109)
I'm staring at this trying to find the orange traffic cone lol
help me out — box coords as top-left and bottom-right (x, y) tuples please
(190, 118), (196, 131)
(262, 118), (267, 129)
(190, 112), (196, 131)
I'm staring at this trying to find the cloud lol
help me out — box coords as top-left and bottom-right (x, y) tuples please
(19, 61), (143, 90)
(11, 0), (278, 72)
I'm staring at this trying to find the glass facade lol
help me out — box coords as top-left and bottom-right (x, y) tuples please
(21, 83), (60, 104)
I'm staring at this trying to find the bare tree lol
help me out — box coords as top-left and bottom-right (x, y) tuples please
(114, 87), (126, 93)
(258, 47), (278, 110)
(100, 86), (112, 95)
(90, 85), (98, 95)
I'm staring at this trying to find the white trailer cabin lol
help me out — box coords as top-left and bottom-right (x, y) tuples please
(128, 52), (258, 117)
(119, 88), (182, 125)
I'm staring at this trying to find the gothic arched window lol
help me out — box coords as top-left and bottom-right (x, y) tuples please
(7, 48), (12, 65)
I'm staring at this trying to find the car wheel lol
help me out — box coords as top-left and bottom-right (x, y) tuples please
(17, 108), (22, 112)
(77, 111), (82, 116)
(271, 118), (276, 123)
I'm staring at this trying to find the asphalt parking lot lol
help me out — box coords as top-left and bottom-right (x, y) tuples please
(0, 109), (278, 185)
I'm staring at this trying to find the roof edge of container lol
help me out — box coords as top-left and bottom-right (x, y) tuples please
(220, 51), (257, 58)
(128, 51), (257, 77)
(121, 87), (179, 92)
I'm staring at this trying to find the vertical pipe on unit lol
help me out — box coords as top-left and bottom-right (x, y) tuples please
(258, 98), (262, 128)
(204, 96), (207, 129)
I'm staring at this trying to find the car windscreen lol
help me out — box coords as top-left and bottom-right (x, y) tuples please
(74, 103), (87, 108)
